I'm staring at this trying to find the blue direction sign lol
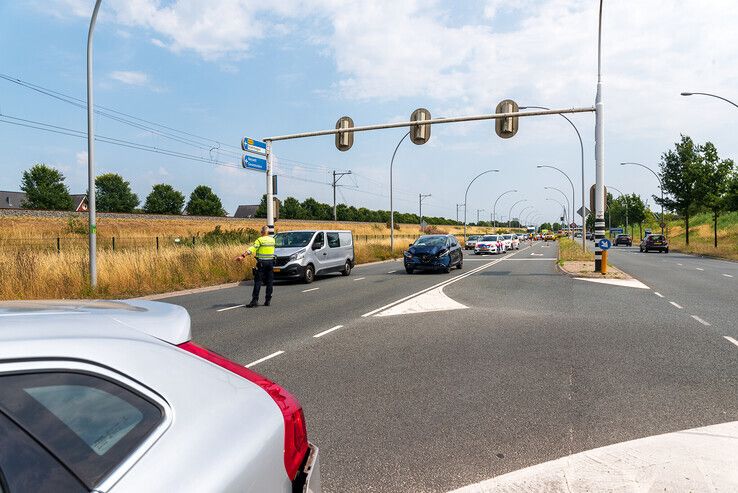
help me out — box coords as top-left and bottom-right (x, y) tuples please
(242, 154), (267, 171)
(242, 137), (267, 155)
(598, 238), (612, 250)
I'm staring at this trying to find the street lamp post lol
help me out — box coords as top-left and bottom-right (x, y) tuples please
(608, 185), (628, 236)
(537, 165), (575, 238)
(463, 170), (500, 241)
(620, 162), (664, 234)
(389, 131), (410, 251)
(419, 193), (431, 228)
(544, 186), (570, 228)
(456, 203), (465, 223)
(546, 198), (567, 226)
(508, 199), (527, 230)
(681, 92), (738, 109)
(86, 0), (103, 289)
(594, 0), (606, 271)
(492, 189), (517, 230)
(521, 105), (586, 250)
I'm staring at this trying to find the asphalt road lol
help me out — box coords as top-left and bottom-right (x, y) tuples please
(166, 241), (738, 492)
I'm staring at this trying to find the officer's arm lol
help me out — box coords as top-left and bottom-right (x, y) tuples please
(236, 239), (259, 260)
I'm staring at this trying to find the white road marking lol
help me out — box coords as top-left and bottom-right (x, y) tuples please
(313, 325), (344, 338)
(690, 315), (711, 326)
(724, 336), (738, 348)
(302, 287), (320, 292)
(654, 292), (664, 298)
(376, 285), (467, 317)
(696, 267), (704, 271)
(245, 350), (284, 368)
(531, 253), (543, 256)
(677, 263), (683, 266)
(387, 270), (397, 274)
(724, 274), (734, 278)
(670, 301), (684, 309)
(573, 278), (650, 289)
(217, 304), (245, 312)
(353, 277), (366, 281)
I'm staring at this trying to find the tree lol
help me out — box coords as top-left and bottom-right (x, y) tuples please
(539, 222), (553, 231)
(655, 135), (706, 245)
(695, 142), (734, 247)
(281, 197), (303, 219)
(95, 173), (139, 212)
(185, 185), (226, 217)
(725, 172), (738, 212)
(143, 184), (185, 215)
(626, 194), (647, 239)
(20, 163), (73, 210)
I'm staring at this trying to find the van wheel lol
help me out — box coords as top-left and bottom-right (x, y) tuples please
(342, 260), (352, 276)
(303, 264), (315, 284)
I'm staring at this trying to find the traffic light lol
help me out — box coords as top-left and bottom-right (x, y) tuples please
(335, 116), (354, 151)
(495, 99), (519, 139)
(410, 108), (431, 145)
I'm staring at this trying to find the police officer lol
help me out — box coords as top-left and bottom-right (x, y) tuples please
(236, 226), (276, 307)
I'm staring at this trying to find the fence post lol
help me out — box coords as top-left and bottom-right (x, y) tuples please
(192, 236), (196, 246)
(112, 237), (115, 251)
(56, 237), (60, 254)
(156, 236), (159, 251)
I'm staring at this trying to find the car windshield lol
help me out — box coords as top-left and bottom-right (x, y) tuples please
(414, 236), (447, 247)
(274, 231), (315, 248)
(503, 235), (512, 240)
(468, 235), (480, 241)
(481, 235), (498, 241)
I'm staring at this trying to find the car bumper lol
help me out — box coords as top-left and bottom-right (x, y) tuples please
(295, 443), (321, 493)
(404, 257), (449, 270)
(474, 247), (499, 254)
(272, 263), (306, 278)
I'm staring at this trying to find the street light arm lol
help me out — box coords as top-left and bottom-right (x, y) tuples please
(389, 131), (410, 251)
(463, 169), (499, 239)
(620, 162), (662, 188)
(681, 92), (738, 110)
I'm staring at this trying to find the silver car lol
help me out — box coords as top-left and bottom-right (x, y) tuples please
(0, 300), (320, 493)
(273, 230), (354, 283)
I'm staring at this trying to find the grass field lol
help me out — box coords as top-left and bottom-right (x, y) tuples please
(0, 214), (510, 299)
(557, 237), (593, 264)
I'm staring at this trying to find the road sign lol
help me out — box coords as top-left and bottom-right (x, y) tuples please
(598, 238), (612, 250)
(569, 222), (577, 228)
(610, 227), (623, 234)
(577, 206), (590, 218)
(241, 137), (267, 155)
(242, 154), (267, 171)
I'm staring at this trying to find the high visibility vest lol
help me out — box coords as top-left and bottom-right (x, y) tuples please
(249, 235), (276, 260)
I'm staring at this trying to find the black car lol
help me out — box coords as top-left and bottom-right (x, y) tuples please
(640, 234), (669, 253)
(614, 234), (632, 246)
(404, 234), (463, 274)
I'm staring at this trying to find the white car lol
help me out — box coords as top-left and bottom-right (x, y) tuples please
(474, 235), (505, 255)
(0, 300), (321, 493)
(465, 235), (481, 250)
(501, 234), (520, 250)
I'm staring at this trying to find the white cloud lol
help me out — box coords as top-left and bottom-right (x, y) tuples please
(110, 70), (149, 86)
(76, 151), (87, 166)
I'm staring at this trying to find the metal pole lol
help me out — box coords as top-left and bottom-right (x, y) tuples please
(333, 170), (337, 221)
(476, 208), (485, 224)
(390, 132), (410, 251)
(493, 189), (517, 231)
(545, 198), (567, 225)
(86, 0), (102, 289)
(594, 0), (606, 271)
(538, 165), (576, 238)
(419, 193), (431, 227)
(620, 162), (664, 235)
(544, 186), (570, 229)
(681, 92), (738, 110)
(266, 141), (274, 234)
(508, 199), (526, 230)
(521, 105), (586, 249)
(463, 170), (499, 241)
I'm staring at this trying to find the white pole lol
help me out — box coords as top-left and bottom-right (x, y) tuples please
(594, 0), (606, 272)
(86, 0), (103, 289)
(266, 141), (274, 234)
(390, 132), (409, 252)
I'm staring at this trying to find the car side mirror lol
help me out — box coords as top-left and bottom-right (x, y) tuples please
(409, 243), (414, 248)
(312, 243), (322, 250)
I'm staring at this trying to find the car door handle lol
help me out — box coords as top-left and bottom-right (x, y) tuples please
(322, 252), (327, 255)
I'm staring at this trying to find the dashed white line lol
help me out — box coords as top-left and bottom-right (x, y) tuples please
(724, 336), (738, 348)
(677, 263), (683, 266)
(690, 315), (711, 326)
(302, 287), (320, 293)
(670, 301), (684, 309)
(313, 325), (344, 338)
(696, 267), (704, 271)
(654, 292), (664, 298)
(217, 304), (245, 312)
(245, 350), (284, 368)
(353, 277), (366, 281)
(724, 274), (734, 278)
(387, 270), (397, 274)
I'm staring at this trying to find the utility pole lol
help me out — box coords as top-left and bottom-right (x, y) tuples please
(456, 203), (465, 223)
(476, 208), (485, 224)
(332, 170), (352, 221)
(86, 0), (103, 289)
(419, 193), (431, 228)
(594, 0), (606, 272)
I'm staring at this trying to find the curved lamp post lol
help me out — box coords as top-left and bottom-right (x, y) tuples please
(544, 186), (570, 228)
(86, 0), (103, 289)
(464, 169), (500, 241)
(620, 162), (664, 234)
(546, 198), (567, 226)
(508, 199), (527, 230)
(538, 165), (575, 236)
(681, 92), (738, 110)
(522, 105), (585, 249)
(389, 131), (410, 251)
(492, 189), (517, 230)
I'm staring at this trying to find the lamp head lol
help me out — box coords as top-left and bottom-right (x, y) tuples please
(680, 92), (693, 96)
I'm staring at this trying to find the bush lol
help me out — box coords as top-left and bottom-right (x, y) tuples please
(200, 226), (259, 246)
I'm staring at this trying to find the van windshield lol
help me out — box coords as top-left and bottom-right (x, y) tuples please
(274, 232), (315, 248)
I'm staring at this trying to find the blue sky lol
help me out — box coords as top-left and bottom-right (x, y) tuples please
(1, 0), (737, 224)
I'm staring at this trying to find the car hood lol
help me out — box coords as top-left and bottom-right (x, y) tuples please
(408, 245), (443, 255)
(274, 246), (306, 257)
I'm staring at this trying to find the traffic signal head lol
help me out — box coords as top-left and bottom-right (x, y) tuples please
(335, 116), (354, 151)
(410, 108), (431, 145)
(495, 99), (519, 138)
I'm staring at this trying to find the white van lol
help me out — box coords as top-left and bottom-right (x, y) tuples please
(272, 230), (355, 283)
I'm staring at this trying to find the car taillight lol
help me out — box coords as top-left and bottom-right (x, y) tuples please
(177, 341), (308, 480)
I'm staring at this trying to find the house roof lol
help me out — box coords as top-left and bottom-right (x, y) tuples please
(0, 191), (27, 209)
(234, 205), (259, 218)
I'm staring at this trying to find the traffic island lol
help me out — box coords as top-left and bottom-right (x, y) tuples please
(556, 237), (632, 279)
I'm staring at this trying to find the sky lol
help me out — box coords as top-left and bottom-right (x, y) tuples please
(1, 0), (737, 225)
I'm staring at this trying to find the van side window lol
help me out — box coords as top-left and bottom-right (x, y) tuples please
(313, 233), (325, 249)
(338, 232), (352, 246)
(327, 233), (340, 248)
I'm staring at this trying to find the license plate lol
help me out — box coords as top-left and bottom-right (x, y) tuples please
(273, 267), (281, 272)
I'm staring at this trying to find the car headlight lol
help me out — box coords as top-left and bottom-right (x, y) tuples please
(404, 251), (413, 258)
(438, 249), (449, 257)
(289, 249), (306, 261)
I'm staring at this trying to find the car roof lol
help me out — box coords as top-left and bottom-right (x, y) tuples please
(0, 300), (191, 346)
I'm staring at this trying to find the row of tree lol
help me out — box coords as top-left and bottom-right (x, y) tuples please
(255, 195), (458, 225)
(18, 164), (227, 216)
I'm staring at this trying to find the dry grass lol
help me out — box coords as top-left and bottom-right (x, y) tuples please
(557, 237), (593, 263)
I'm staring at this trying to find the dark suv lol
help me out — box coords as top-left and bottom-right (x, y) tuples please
(614, 234), (632, 246)
(640, 234), (669, 253)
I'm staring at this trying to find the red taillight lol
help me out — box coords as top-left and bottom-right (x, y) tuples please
(177, 341), (308, 480)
